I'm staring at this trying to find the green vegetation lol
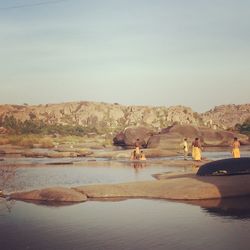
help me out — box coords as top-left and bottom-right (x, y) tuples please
(0, 134), (54, 148)
(0, 115), (97, 136)
(0, 116), (114, 148)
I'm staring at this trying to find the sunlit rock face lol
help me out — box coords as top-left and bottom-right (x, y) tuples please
(0, 102), (249, 143)
(0, 102), (204, 131)
(201, 104), (250, 129)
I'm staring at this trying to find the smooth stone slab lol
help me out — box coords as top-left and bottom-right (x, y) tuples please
(74, 174), (250, 200)
(10, 187), (87, 202)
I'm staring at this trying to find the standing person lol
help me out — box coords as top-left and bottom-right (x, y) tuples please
(134, 138), (141, 160)
(182, 138), (189, 160)
(192, 138), (202, 161)
(231, 137), (240, 158)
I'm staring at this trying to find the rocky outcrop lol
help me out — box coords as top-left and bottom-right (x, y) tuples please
(74, 174), (250, 200)
(10, 187), (87, 202)
(22, 149), (93, 158)
(0, 102), (206, 133)
(1, 102), (249, 138)
(116, 124), (249, 149)
(9, 173), (250, 203)
(201, 104), (250, 129)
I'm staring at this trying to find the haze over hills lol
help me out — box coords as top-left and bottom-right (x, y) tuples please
(0, 101), (249, 132)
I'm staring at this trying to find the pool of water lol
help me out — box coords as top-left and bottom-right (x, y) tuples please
(0, 197), (250, 250)
(5, 162), (180, 192)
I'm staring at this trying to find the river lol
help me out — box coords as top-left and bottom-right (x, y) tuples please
(0, 147), (250, 249)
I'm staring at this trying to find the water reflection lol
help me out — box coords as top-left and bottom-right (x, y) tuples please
(0, 198), (15, 215)
(131, 161), (147, 173)
(1, 199), (250, 250)
(4, 163), (179, 193)
(185, 196), (250, 220)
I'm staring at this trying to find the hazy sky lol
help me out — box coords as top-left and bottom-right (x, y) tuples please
(0, 0), (249, 112)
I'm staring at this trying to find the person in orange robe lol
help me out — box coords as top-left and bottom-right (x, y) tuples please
(231, 137), (240, 158)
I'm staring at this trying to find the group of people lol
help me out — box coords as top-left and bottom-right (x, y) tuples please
(130, 138), (146, 161)
(130, 137), (241, 162)
(181, 137), (241, 161)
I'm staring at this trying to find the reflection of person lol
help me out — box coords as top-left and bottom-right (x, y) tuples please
(132, 161), (146, 172)
(181, 138), (188, 160)
(231, 137), (240, 158)
(192, 138), (202, 161)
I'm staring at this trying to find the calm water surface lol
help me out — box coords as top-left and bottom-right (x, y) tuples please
(0, 197), (250, 250)
(0, 148), (250, 249)
(6, 162), (180, 192)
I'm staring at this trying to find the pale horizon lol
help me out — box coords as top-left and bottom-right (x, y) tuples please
(0, 0), (250, 112)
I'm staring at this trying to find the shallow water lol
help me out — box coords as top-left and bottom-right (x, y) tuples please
(1, 148), (250, 249)
(6, 163), (180, 192)
(1, 147), (249, 192)
(0, 197), (250, 250)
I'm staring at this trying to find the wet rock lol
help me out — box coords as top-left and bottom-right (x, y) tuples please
(22, 151), (47, 158)
(91, 150), (131, 159)
(74, 174), (250, 200)
(10, 187), (87, 202)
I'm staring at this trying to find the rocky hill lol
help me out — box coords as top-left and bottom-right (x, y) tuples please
(201, 104), (250, 129)
(0, 101), (249, 133)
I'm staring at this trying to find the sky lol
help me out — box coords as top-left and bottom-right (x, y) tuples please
(0, 0), (249, 112)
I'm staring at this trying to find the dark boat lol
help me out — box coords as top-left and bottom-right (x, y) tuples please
(196, 157), (250, 176)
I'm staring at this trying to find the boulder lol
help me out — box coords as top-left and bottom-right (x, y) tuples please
(161, 124), (200, 138)
(10, 187), (87, 202)
(113, 131), (125, 146)
(114, 126), (153, 148)
(147, 133), (182, 149)
(74, 174), (250, 200)
(149, 124), (250, 148)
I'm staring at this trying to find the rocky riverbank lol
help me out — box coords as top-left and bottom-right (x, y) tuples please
(9, 172), (250, 203)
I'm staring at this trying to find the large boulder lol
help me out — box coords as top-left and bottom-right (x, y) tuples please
(147, 133), (182, 149)
(199, 128), (249, 146)
(114, 126), (153, 148)
(74, 174), (250, 200)
(10, 187), (87, 202)
(113, 131), (125, 146)
(150, 124), (250, 148)
(161, 124), (200, 138)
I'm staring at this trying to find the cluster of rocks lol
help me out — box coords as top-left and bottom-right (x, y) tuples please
(201, 104), (250, 129)
(113, 124), (249, 149)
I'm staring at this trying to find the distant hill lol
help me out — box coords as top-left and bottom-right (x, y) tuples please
(0, 101), (249, 133)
